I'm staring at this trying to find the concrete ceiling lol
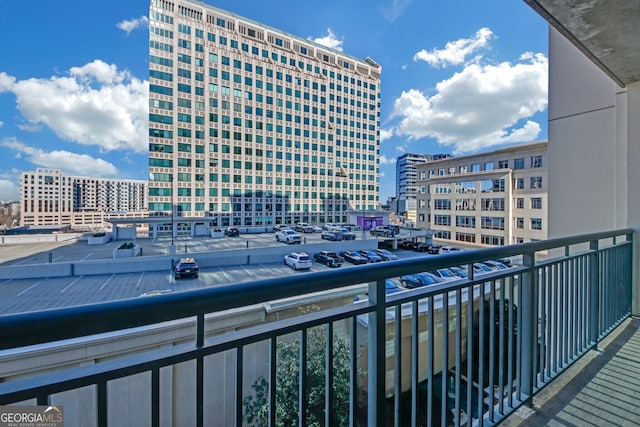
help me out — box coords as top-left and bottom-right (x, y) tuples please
(524, 0), (640, 87)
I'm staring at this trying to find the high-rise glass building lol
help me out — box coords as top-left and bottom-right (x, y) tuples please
(148, 0), (381, 229)
(395, 153), (451, 222)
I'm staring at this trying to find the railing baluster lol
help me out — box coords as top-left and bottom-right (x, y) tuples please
(325, 322), (334, 427)
(152, 368), (159, 427)
(477, 283), (485, 427)
(488, 282), (495, 423)
(498, 280), (504, 416)
(466, 284), (474, 427)
(411, 300), (418, 427)
(350, 317), (357, 427)
(441, 291), (450, 427)
(455, 288), (462, 426)
(521, 251), (535, 407)
(394, 304), (402, 427)
(367, 279), (386, 425)
(427, 295), (434, 427)
(300, 329), (308, 427)
(235, 346), (243, 427)
(97, 381), (107, 427)
(197, 313), (204, 427)
(270, 336), (277, 427)
(589, 240), (600, 348)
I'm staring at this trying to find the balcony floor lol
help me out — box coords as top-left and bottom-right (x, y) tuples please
(503, 317), (640, 427)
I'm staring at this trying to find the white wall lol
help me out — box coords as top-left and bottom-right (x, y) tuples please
(547, 27), (640, 314)
(547, 27), (628, 238)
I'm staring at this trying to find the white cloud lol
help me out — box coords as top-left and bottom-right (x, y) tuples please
(116, 16), (149, 35)
(0, 121), (3, 128)
(393, 52), (548, 154)
(380, 128), (395, 142)
(379, 0), (412, 23)
(414, 28), (494, 68)
(310, 29), (343, 52)
(4, 60), (148, 153)
(0, 72), (16, 92)
(2, 139), (118, 177)
(0, 179), (18, 202)
(380, 155), (396, 165)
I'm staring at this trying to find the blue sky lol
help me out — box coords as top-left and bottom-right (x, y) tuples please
(0, 0), (548, 203)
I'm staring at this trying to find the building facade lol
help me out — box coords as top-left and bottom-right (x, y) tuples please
(415, 141), (547, 247)
(395, 153), (451, 224)
(148, 0), (382, 229)
(19, 169), (147, 230)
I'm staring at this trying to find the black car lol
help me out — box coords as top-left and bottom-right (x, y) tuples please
(413, 242), (431, 252)
(340, 251), (369, 265)
(313, 251), (344, 267)
(174, 257), (199, 279)
(225, 227), (240, 237)
(399, 240), (416, 249)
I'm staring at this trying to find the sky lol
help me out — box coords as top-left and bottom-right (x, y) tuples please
(0, 0), (548, 203)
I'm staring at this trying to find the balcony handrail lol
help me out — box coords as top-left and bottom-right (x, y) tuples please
(0, 228), (633, 351)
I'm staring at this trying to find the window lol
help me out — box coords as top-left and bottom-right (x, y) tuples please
(514, 158), (525, 169)
(531, 197), (543, 209)
(456, 216), (476, 228)
(516, 217), (524, 229)
(531, 218), (543, 230)
(514, 178), (524, 189)
(498, 160), (509, 169)
(530, 177), (542, 189)
(531, 155), (543, 168)
(516, 198), (524, 209)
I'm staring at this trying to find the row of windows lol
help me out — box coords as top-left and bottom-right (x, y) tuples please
(157, 25), (377, 90)
(422, 155), (544, 178)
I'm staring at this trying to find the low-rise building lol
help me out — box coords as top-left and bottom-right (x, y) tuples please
(20, 169), (148, 230)
(415, 141), (547, 246)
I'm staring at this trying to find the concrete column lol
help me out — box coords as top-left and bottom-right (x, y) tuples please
(626, 82), (640, 316)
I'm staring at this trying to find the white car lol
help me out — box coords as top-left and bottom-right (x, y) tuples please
(276, 229), (302, 244)
(284, 252), (312, 270)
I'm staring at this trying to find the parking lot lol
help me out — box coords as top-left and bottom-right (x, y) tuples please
(0, 230), (435, 315)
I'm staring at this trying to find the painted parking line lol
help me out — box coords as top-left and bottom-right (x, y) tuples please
(218, 266), (230, 281)
(0, 279), (12, 286)
(99, 274), (115, 290)
(53, 256), (63, 261)
(61, 276), (83, 293)
(79, 253), (93, 261)
(135, 272), (145, 288)
(17, 278), (47, 296)
(240, 265), (253, 277)
(13, 258), (35, 266)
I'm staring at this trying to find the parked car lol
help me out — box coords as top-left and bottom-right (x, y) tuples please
(428, 268), (459, 282)
(340, 229), (357, 240)
(358, 250), (383, 263)
(224, 227), (240, 237)
(448, 266), (469, 278)
(370, 225), (398, 237)
(276, 229), (302, 244)
(412, 242), (432, 252)
(311, 226), (324, 233)
(440, 246), (463, 254)
(272, 224), (290, 232)
(340, 251), (369, 265)
(399, 240), (416, 249)
(482, 260), (510, 270)
(354, 279), (403, 301)
(174, 257), (199, 279)
(321, 231), (343, 241)
(313, 251), (344, 267)
(426, 244), (442, 254)
(295, 222), (315, 233)
(284, 252), (312, 270)
(399, 272), (438, 289)
(374, 249), (398, 261)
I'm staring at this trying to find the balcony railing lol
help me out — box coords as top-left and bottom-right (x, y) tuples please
(0, 229), (633, 426)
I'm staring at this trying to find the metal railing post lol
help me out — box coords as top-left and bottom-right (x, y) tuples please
(521, 251), (535, 406)
(589, 240), (600, 348)
(367, 278), (386, 425)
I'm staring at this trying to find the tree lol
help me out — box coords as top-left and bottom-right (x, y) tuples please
(243, 326), (358, 426)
